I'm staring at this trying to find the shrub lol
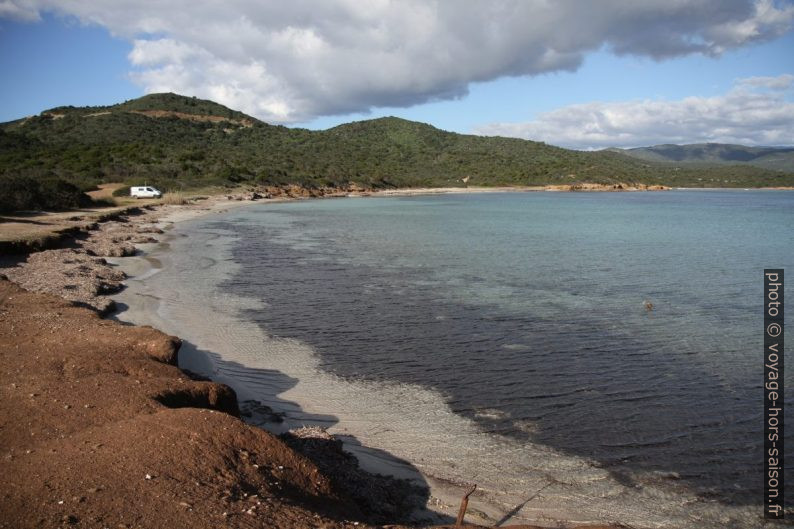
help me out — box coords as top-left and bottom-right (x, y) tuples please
(0, 174), (92, 213)
(112, 186), (131, 197)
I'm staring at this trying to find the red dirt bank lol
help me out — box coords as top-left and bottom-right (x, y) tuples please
(0, 279), (361, 528)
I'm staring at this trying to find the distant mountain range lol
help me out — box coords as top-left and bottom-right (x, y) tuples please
(610, 143), (794, 172)
(2, 93), (792, 194)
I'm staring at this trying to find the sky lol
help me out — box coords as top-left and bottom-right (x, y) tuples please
(1, 0), (793, 150)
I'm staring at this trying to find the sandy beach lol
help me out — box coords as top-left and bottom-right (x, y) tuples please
(0, 185), (639, 528)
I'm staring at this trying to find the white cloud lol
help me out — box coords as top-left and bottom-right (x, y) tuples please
(0, 0), (39, 21)
(475, 75), (794, 148)
(4, 1), (794, 123)
(128, 39), (203, 67)
(735, 73), (794, 89)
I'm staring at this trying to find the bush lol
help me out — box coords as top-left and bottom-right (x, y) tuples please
(0, 174), (92, 213)
(112, 186), (131, 197)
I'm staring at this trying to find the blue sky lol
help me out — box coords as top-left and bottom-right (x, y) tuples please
(0, 15), (138, 119)
(1, 2), (793, 148)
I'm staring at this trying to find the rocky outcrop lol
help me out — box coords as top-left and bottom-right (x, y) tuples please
(544, 182), (670, 191)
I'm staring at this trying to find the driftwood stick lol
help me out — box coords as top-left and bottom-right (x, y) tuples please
(455, 483), (477, 527)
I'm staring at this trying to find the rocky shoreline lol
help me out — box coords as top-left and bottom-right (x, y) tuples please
(0, 190), (626, 528)
(0, 207), (162, 315)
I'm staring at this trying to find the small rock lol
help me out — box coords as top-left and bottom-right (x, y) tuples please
(145, 474), (153, 480)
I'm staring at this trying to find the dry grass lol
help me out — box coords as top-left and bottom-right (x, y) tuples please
(86, 183), (125, 201)
(160, 192), (190, 205)
(0, 205), (139, 245)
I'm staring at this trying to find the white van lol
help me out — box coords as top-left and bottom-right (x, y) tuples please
(130, 186), (162, 199)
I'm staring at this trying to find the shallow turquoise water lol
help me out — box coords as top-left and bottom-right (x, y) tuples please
(214, 189), (794, 507)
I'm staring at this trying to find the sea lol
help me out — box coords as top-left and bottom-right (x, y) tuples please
(114, 189), (794, 528)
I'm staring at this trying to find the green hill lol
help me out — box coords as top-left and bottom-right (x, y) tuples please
(2, 93), (793, 200)
(612, 143), (794, 172)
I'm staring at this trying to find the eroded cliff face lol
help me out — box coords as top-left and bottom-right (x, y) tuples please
(0, 280), (368, 528)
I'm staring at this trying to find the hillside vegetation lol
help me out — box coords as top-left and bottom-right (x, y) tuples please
(613, 143), (794, 172)
(1, 93), (793, 206)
